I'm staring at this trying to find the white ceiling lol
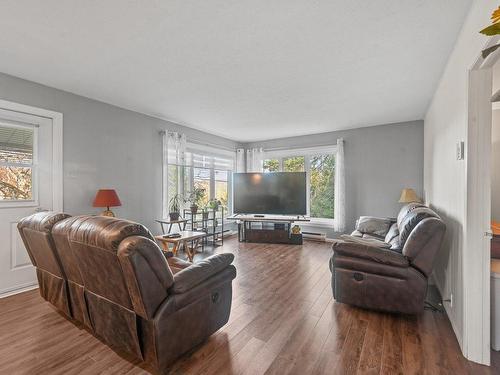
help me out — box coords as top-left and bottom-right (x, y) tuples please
(0, 1), (471, 142)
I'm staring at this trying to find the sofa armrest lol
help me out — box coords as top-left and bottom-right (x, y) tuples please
(333, 241), (408, 268)
(170, 253), (235, 294)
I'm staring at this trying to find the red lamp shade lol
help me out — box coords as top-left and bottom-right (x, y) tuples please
(93, 189), (122, 208)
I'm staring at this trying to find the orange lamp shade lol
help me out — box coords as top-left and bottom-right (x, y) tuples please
(93, 189), (122, 208)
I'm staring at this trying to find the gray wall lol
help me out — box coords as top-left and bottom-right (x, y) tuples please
(244, 120), (424, 237)
(0, 73), (237, 231)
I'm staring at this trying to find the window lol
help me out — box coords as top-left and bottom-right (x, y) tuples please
(165, 142), (234, 215)
(0, 124), (36, 201)
(263, 159), (280, 172)
(263, 147), (336, 221)
(215, 169), (228, 208)
(193, 167), (211, 207)
(283, 156), (305, 172)
(310, 154), (335, 219)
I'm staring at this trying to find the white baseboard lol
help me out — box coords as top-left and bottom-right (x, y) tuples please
(0, 282), (38, 299)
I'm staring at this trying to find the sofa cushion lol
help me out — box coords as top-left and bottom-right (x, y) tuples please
(398, 207), (439, 246)
(397, 202), (425, 227)
(355, 216), (392, 237)
(340, 234), (392, 249)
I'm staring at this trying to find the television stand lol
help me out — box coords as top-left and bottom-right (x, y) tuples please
(227, 215), (310, 245)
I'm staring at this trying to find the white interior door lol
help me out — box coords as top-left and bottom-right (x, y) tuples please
(0, 105), (62, 297)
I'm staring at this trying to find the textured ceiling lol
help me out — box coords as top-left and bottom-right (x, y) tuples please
(0, 1), (471, 142)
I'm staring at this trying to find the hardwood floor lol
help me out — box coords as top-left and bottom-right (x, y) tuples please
(0, 236), (498, 374)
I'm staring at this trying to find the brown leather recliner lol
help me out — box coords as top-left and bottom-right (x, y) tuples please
(330, 203), (446, 314)
(18, 212), (72, 317)
(18, 213), (236, 374)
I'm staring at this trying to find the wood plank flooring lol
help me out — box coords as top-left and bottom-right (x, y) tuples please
(0, 236), (498, 374)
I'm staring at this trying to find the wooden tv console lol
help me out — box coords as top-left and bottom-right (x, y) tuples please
(227, 215), (310, 245)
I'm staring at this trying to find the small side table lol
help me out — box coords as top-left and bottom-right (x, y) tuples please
(155, 218), (188, 234)
(155, 231), (206, 262)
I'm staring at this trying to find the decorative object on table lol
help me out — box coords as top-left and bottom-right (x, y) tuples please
(185, 186), (205, 214)
(93, 189), (121, 217)
(168, 193), (183, 221)
(480, 6), (500, 58)
(398, 188), (421, 204)
(291, 225), (301, 234)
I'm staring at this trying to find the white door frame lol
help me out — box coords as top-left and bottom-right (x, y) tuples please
(0, 99), (63, 212)
(464, 35), (500, 365)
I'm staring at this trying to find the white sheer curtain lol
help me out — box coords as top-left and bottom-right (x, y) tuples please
(162, 131), (186, 218)
(236, 149), (246, 172)
(246, 148), (264, 172)
(334, 138), (346, 232)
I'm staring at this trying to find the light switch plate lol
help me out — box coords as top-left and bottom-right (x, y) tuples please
(456, 141), (465, 160)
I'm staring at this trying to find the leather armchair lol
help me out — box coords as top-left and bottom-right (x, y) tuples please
(330, 203), (445, 314)
(18, 213), (236, 374)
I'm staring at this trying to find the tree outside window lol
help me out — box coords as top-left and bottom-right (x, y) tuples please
(283, 156), (305, 172)
(310, 155), (335, 219)
(263, 159), (280, 172)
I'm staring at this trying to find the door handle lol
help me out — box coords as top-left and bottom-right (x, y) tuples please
(485, 231), (494, 238)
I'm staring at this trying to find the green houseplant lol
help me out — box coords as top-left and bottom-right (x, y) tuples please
(208, 198), (222, 211)
(185, 186), (205, 214)
(168, 194), (182, 221)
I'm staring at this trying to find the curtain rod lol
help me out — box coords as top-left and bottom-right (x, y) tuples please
(260, 141), (340, 152)
(159, 130), (236, 152)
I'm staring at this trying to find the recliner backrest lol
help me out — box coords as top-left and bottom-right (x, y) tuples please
(402, 217), (446, 276)
(65, 216), (173, 360)
(398, 206), (439, 247)
(17, 212), (72, 315)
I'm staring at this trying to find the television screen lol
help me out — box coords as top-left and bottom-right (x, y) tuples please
(233, 172), (307, 215)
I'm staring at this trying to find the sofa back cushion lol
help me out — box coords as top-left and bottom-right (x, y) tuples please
(65, 216), (173, 360)
(17, 212), (72, 316)
(398, 206), (439, 247)
(396, 202), (425, 227)
(355, 216), (393, 238)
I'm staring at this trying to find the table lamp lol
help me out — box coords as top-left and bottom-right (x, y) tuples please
(93, 189), (121, 217)
(398, 188), (421, 203)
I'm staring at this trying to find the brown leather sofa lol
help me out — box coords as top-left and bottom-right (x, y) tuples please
(18, 212), (236, 374)
(330, 203), (445, 314)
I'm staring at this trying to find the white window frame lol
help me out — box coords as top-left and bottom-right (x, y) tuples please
(0, 119), (39, 208)
(263, 145), (337, 227)
(165, 142), (235, 216)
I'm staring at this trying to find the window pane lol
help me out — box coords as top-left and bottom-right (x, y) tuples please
(215, 170), (228, 209)
(0, 166), (32, 200)
(310, 154), (335, 219)
(263, 159), (280, 172)
(284, 156), (305, 172)
(0, 125), (33, 164)
(193, 167), (210, 207)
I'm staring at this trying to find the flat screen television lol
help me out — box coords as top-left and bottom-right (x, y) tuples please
(233, 172), (307, 215)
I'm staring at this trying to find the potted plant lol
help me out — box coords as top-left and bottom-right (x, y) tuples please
(168, 194), (182, 221)
(208, 198), (222, 212)
(201, 206), (209, 220)
(185, 186), (205, 214)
